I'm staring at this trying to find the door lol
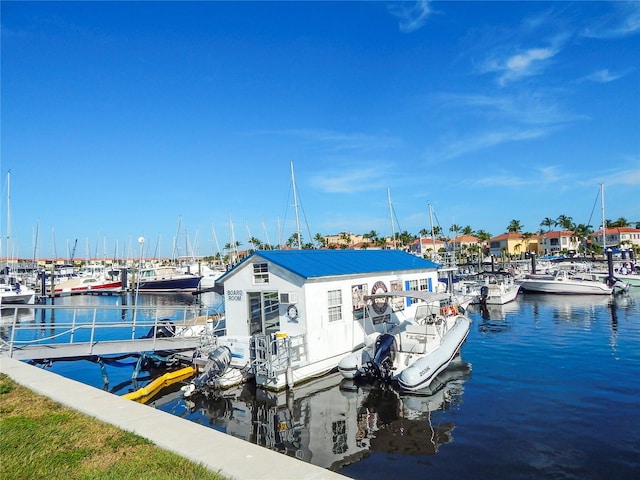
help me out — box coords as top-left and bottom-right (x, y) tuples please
(248, 291), (280, 335)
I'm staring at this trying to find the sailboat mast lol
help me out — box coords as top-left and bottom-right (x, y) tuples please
(428, 202), (436, 259)
(5, 170), (10, 264)
(172, 215), (182, 262)
(601, 184), (606, 252)
(388, 187), (396, 250)
(291, 161), (302, 249)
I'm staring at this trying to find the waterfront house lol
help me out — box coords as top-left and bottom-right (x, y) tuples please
(489, 232), (540, 258)
(539, 231), (581, 256)
(409, 237), (448, 256)
(216, 249), (440, 390)
(589, 227), (640, 252)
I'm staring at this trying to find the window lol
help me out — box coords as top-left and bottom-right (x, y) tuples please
(253, 263), (269, 284)
(419, 278), (429, 291)
(408, 279), (418, 291)
(328, 289), (342, 322)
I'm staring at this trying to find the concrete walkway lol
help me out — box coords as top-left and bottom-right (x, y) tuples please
(0, 357), (350, 480)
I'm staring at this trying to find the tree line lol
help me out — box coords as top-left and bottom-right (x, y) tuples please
(205, 215), (639, 264)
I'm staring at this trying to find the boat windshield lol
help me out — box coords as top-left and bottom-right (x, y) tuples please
(414, 305), (432, 324)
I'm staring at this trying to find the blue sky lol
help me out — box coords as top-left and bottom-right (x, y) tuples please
(2, 1), (639, 260)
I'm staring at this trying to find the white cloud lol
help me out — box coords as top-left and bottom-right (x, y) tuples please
(436, 128), (549, 163)
(311, 166), (393, 194)
(581, 1), (640, 39)
(476, 165), (570, 188)
(482, 46), (559, 85)
(387, 0), (432, 33)
(584, 69), (623, 83)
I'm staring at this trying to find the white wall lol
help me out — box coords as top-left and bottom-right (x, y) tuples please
(221, 257), (439, 366)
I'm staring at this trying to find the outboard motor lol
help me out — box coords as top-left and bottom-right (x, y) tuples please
(186, 346), (233, 395)
(362, 333), (397, 382)
(603, 249), (630, 293)
(478, 285), (490, 319)
(479, 285), (489, 305)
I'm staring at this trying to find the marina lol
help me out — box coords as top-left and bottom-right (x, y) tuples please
(1, 287), (638, 479)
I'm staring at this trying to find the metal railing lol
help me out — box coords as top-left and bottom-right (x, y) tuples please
(0, 303), (225, 361)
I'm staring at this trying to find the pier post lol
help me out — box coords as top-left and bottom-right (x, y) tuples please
(530, 253), (536, 274)
(49, 264), (55, 298)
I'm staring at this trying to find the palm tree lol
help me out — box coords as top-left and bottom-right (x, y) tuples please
(571, 223), (592, 255)
(286, 233), (301, 248)
(248, 236), (262, 251)
(398, 230), (415, 248)
(555, 214), (573, 230)
(339, 232), (351, 247)
(507, 219), (523, 233)
(461, 225), (474, 236)
(313, 233), (326, 248)
(540, 217), (555, 232)
(474, 229), (491, 242)
(521, 232), (534, 256)
(364, 230), (379, 242)
(608, 217), (630, 227)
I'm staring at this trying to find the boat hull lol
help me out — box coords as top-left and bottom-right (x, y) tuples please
(0, 292), (36, 305)
(519, 278), (612, 295)
(397, 316), (471, 391)
(338, 316), (472, 392)
(135, 276), (202, 293)
(55, 281), (123, 295)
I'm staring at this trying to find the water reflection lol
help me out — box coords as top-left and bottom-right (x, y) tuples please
(0, 306), (36, 340)
(467, 301), (521, 334)
(154, 358), (471, 471)
(523, 293), (613, 322)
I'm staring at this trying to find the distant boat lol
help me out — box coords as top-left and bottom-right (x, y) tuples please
(134, 265), (202, 293)
(54, 263), (123, 296)
(180, 262), (225, 290)
(519, 270), (615, 295)
(474, 275), (521, 305)
(0, 272), (36, 305)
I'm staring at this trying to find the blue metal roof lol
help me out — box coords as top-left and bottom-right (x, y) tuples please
(227, 249), (439, 280)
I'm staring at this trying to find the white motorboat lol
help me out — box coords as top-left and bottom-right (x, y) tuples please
(519, 270), (617, 295)
(54, 264), (123, 296)
(475, 275), (521, 305)
(0, 273), (36, 305)
(338, 290), (471, 392)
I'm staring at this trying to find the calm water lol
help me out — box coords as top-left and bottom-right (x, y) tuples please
(5, 289), (639, 479)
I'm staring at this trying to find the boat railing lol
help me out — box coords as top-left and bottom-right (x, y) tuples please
(0, 303), (225, 360)
(252, 332), (309, 380)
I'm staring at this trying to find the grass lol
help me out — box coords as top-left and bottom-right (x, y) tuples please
(0, 373), (228, 480)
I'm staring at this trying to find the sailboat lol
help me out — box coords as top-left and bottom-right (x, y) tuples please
(1, 171), (36, 305)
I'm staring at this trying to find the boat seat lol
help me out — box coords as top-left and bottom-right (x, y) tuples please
(399, 325), (430, 354)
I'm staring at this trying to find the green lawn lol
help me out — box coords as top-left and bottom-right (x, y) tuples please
(0, 373), (227, 480)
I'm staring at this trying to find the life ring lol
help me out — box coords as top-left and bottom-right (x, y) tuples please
(442, 306), (456, 316)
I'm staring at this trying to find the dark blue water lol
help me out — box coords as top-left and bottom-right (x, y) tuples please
(340, 292), (640, 480)
(6, 290), (639, 479)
